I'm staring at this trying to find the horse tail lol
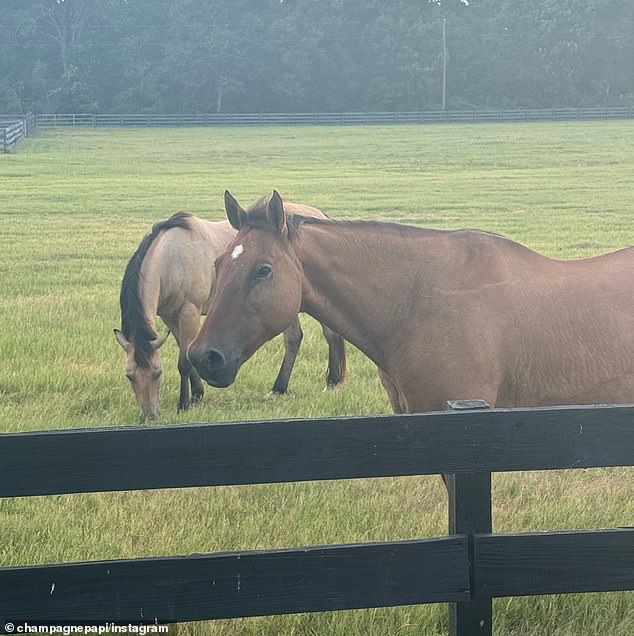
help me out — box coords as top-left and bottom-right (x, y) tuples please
(120, 212), (193, 366)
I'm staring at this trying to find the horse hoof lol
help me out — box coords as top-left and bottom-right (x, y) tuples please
(323, 383), (340, 392)
(266, 390), (286, 399)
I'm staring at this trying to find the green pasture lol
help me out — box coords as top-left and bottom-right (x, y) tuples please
(1, 122), (633, 634)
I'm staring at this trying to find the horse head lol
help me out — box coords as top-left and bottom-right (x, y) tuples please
(188, 190), (303, 388)
(114, 329), (170, 421)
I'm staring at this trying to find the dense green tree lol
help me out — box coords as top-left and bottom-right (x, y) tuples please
(0, 0), (632, 113)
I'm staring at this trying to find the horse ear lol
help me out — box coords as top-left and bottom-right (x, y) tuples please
(114, 329), (131, 352)
(225, 191), (247, 230)
(267, 190), (287, 234)
(151, 331), (170, 350)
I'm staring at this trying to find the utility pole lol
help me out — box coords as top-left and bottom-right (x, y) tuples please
(442, 18), (447, 110)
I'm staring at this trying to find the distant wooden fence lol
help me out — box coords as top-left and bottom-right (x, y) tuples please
(35, 106), (634, 128)
(1, 401), (632, 634)
(3, 109), (631, 149)
(0, 114), (36, 152)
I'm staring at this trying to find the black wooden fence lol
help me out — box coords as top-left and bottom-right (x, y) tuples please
(35, 106), (634, 128)
(0, 114), (36, 152)
(0, 402), (633, 634)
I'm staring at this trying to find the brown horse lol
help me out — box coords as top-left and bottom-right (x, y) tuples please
(188, 190), (634, 414)
(115, 208), (345, 421)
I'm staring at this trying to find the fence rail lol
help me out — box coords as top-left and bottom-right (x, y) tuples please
(3, 108), (632, 150)
(34, 106), (634, 128)
(0, 114), (36, 152)
(1, 403), (633, 634)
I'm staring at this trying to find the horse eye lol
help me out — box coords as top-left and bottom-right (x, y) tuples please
(255, 264), (272, 280)
(126, 372), (136, 383)
(153, 369), (163, 381)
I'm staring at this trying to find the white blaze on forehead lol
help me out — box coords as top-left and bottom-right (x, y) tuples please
(231, 244), (244, 260)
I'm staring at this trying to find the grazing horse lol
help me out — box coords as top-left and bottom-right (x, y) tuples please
(115, 208), (345, 421)
(188, 190), (634, 414)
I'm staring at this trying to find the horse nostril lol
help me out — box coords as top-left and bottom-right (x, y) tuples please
(188, 345), (227, 376)
(204, 349), (226, 371)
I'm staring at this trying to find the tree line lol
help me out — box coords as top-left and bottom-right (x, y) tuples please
(1, 0), (633, 115)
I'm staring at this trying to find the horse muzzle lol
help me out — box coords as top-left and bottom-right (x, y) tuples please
(188, 345), (239, 388)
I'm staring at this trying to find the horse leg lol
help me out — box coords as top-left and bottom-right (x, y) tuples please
(165, 304), (204, 412)
(180, 303), (208, 410)
(270, 318), (303, 395)
(162, 315), (191, 412)
(378, 368), (451, 489)
(189, 367), (204, 404)
(177, 352), (205, 410)
(377, 368), (408, 413)
(175, 357), (192, 411)
(322, 325), (346, 389)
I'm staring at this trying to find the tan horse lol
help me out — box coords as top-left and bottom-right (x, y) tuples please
(188, 190), (634, 414)
(115, 208), (345, 421)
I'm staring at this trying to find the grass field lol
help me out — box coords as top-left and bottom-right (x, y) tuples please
(1, 121), (633, 635)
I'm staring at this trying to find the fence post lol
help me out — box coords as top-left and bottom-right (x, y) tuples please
(447, 399), (492, 636)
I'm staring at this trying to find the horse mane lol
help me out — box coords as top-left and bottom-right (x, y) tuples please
(286, 213), (442, 240)
(242, 194), (281, 230)
(120, 211), (193, 367)
(286, 213), (511, 242)
(244, 196), (509, 244)
(242, 195), (333, 235)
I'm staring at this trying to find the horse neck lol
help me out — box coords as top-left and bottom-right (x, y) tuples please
(295, 222), (440, 370)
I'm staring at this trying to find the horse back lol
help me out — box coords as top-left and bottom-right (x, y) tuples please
(285, 202), (327, 220)
(142, 216), (236, 317)
(483, 242), (634, 407)
(381, 230), (634, 411)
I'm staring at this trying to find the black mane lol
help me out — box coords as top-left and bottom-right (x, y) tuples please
(119, 212), (192, 367)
